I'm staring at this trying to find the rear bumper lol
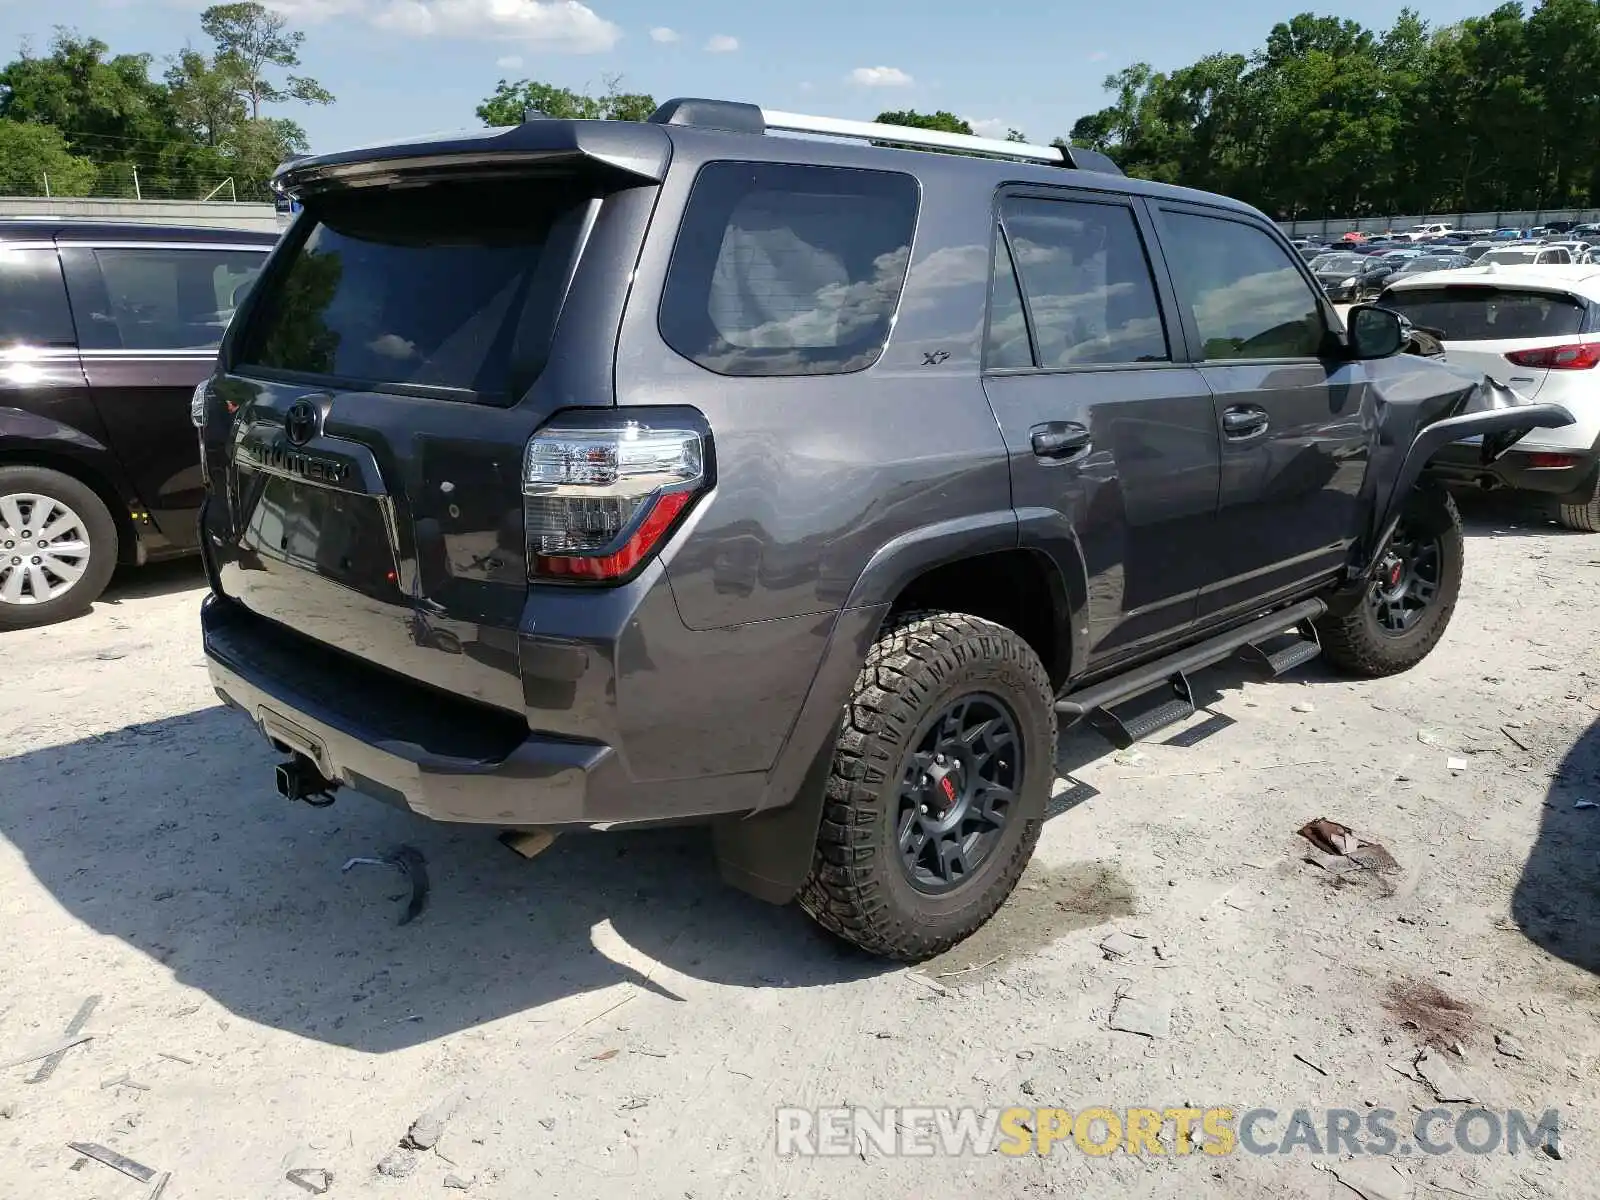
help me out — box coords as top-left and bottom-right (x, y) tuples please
(1428, 441), (1599, 497)
(202, 593), (764, 827)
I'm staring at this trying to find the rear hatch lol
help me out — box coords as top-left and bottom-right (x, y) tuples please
(200, 124), (667, 712)
(1380, 282), (1595, 400)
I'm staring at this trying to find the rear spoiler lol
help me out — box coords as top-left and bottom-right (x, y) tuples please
(274, 121), (673, 197)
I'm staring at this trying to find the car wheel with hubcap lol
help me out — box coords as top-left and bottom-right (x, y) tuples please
(1317, 485), (1463, 677)
(0, 465), (119, 631)
(798, 611), (1056, 961)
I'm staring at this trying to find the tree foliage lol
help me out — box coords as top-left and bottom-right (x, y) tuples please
(1071, 1), (1600, 216)
(477, 76), (656, 126)
(0, 8), (330, 200)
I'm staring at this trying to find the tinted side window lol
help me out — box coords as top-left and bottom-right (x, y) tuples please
(986, 230), (1033, 369)
(71, 247), (267, 351)
(1160, 212), (1325, 360)
(659, 162), (918, 376)
(0, 247), (76, 348)
(999, 196), (1168, 367)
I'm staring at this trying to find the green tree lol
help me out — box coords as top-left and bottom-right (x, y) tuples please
(199, 2), (333, 120)
(0, 120), (96, 195)
(874, 109), (973, 134)
(478, 76), (655, 126)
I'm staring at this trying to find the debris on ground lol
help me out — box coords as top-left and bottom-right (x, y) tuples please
(1502, 726), (1531, 751)
(1414, 1048), (1475, 1103)
(1099, 931), (1141, 959)
(1416, 729), (1442, 746)
(444, 1174), (475, 1191)
(1291, 702), (1315, 714)
(1112, 749), (1147, 767)
(538, 1117), (556, 1131)
(376, 1148), (419, 1178)
(100, 1072), (150, 1092)
(1574, 799), (1597, 810)
(1, 1034), (94, 1074)
(402, 1094), (460, 1151)
(618, 1097), (649, 1112)
(590, 1049), (620, 1062)
(65, 1142), (158, 1183)
(1324, 1157), (1414, 1200)
(1495, 1032), (1527, 1060)
(1293, 1052), (1328, 1077)
(1108, 991), (1172, 1039)
(908, 973), (948, 997)
(286, 1167), (332, 1195)
(147, 1172), (171, 1199)
(342, 845), (430, 925)
(20, 994), (100, 1083)
(1447, 757), (1468, 773)
(1297, 819), (1399, 872)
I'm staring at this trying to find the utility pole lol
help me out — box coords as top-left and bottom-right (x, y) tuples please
(131, 166), (141, 201)
(42, 173), (51, 198)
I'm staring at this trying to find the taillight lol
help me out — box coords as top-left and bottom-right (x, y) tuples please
(1504, 343), (1600, 369)
(522, 418), (706, 582)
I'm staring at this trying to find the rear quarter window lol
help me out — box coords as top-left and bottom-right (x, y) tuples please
(1383, 287), (1586, 340)
(658, 162), (919, 376)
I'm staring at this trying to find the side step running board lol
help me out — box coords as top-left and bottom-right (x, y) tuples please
(1057, 598), (1327, 747)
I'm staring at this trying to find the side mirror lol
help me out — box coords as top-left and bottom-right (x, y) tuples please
(1346, 304), (1406, 360)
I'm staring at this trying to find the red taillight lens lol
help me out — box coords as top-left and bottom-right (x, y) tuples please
(522, 419), (706, 583)
(1504, 343), (1600, 369)
(1526, 452), (1578, 469)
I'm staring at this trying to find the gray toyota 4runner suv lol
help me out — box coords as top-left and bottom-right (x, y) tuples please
(197, 100), (1570, 960)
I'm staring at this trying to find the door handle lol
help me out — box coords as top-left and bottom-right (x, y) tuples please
(1030, 422), (1091, 460)
(1221, 406), (1269, 439)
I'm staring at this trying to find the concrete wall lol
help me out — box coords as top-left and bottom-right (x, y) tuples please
(1278, 208), (1600, 237)
(0, 197), (282, 233)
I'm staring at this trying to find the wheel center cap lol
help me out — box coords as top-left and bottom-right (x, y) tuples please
(926, 760), (965, 817)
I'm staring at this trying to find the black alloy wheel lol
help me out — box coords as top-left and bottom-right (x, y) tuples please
(1367, 520), (1444, 636)
(896, 693), (1022, 893)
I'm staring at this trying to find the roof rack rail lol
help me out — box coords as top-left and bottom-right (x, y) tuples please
(644, 98), (1123, 175)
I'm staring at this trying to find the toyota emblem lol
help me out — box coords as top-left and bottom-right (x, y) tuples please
(284, 400), (320, 447)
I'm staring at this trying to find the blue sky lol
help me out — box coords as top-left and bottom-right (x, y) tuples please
(2, 0), (1498, 152)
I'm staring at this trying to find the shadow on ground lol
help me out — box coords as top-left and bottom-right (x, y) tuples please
(0, 705), (890, 1054)
(1453, 488), (1582, 539)
(1513, 717), (1600, 976)
(102, 558), (209, 604)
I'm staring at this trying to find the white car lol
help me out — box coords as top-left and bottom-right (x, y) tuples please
(1477, 243), (1575, 265)
(1379, 264), (1600, 530)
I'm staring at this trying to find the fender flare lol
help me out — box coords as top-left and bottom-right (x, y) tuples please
(713, 508), (1087, 903)
(1359, 402), (1573, 578)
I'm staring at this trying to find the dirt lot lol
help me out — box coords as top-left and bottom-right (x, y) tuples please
(2, 494), (1598, 1200)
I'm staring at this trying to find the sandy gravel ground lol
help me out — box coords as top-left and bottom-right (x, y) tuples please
(2, 492), (1597, 1200)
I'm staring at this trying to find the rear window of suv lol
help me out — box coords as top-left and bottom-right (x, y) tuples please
(1383, 286), (1586, 340)
(237, 177), (595, 402)
(658, 161), (919, 376)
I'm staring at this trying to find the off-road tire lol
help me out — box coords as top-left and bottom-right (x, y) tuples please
(0, 465), (118, 631)
(1316, 486), (1463, 677)
(1556, 475), (1600, 532)
(797, 611), (1056, 961)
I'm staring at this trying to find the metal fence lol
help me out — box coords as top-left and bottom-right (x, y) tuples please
(1278, 209), (1600, 237)
(0, 196), (280, 232)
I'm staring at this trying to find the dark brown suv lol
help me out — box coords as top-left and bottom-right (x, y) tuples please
(0, 219), (276, 628)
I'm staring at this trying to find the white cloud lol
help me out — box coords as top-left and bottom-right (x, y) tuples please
(262, 0), (366, 18)
(649, 26), (679, 42)
(704, 33), (739, 52)
(1089, 49), (1110, 62)
(850, 66), (913, 87)
(357, 1), (623, 52)
(967, 117), (1009, 139)
(496, 53), (524, 67)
